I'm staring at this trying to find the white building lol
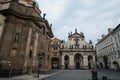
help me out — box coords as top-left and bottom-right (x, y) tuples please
(96, 28), (119, 70)
(60, 29), (96, 69)
(112, 24), (120, 70)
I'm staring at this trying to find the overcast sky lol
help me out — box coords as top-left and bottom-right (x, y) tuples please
(37, 0), (120, 45)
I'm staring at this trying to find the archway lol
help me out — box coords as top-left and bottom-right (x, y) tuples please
(88, 55), (93, 69)
(113, 61), (119, 70)
(74, 54), (83, 69)
(64, 55), (69, 69)
(51, 57), (59, 69)
(76, 62), (80, 69)
(103, 56), (108, 69)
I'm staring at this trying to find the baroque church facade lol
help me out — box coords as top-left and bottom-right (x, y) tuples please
(0, 0), (53, 74)
(60, 29), (96, 69)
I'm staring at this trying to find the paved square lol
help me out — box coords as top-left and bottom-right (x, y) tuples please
(41, 70), (120, 80)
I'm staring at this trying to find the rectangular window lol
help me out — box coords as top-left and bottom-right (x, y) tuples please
(41, 27), (45, 35)
(117, 33), (120, 44)
(29, 50), (33, 58)
(54, 47), (58, 50)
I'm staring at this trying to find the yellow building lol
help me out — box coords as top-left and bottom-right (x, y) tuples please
(50, 38), (61, 69)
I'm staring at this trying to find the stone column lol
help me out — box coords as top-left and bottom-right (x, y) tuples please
(61, 54), (64, 69)
(0, 14), (6, 38)
(32, 32), (39, 70)
(83, 55), (88, 69)
(25, 28), (32, 57)
(93, 56), (96, 68)
(33, 32), (39, 58)
(69, 54), (74, 69)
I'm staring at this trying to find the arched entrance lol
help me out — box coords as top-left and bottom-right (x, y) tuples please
(51, 57), (59, 69)
(103, 56), (108, 69)
(74, 54), (83, 69)
(76, 62), (80, 69)
(88, 55), (94, 69)
(113, 61), (119, 70)
(64, 55), (69, 69)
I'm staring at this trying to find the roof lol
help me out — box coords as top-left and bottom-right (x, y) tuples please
(113, 23), (120, 34)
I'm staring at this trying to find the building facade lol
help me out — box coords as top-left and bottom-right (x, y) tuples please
(50, 38), (61, 69)
(0, 0), (53, 74)
(96, 28), (119, 70)
(61, 29), (96, 69)
(112, 24), (120, 69)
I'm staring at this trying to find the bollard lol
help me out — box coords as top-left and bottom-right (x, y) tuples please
(92, 69), (98, 80)
(102, 76), (107, 80)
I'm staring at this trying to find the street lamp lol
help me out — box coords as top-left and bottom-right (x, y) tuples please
(8, 63), (12, 78)
(1, 60), (12, 78)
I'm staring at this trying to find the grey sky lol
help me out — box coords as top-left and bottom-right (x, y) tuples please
(37, 0), (120, 45)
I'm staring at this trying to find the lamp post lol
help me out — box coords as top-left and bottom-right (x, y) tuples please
(8, 63), (12, 78)
(1, 60), (12, 78)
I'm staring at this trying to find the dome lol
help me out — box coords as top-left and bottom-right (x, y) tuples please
(32, 0), (39, 8)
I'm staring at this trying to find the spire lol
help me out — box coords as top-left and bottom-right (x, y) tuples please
(75, 28), (77, 33)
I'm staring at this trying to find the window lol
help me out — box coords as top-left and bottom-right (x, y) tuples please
(54, 42), (58, 45)
(71, 45), (73, 49)
(47, 55), (50, 61)
(41, 27), (45, 34)
(14, 33), (19, 43)
(62, 45), (64, 49)
(115, 35), (119, 48)
(117, 33), (120, 44)
(54, 47), (58, 50)
(29, 50), (33, 58)
(11, 48), (17, 56)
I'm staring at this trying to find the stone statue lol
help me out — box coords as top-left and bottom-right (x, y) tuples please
(71, 31), (72, 35)
(75, 28), (77, 33)
(43, 13), (46, 19)
(50, 24), (52, 28)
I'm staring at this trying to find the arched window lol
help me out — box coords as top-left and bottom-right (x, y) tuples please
(14, 33), (19, 43)
(64, 55), (69, 61)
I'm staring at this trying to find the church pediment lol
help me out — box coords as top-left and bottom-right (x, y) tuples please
(68, 29), (84, 38)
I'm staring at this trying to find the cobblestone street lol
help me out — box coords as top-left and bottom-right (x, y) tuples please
(41, 70), (120, 80)
(0, 69), (120, 80)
